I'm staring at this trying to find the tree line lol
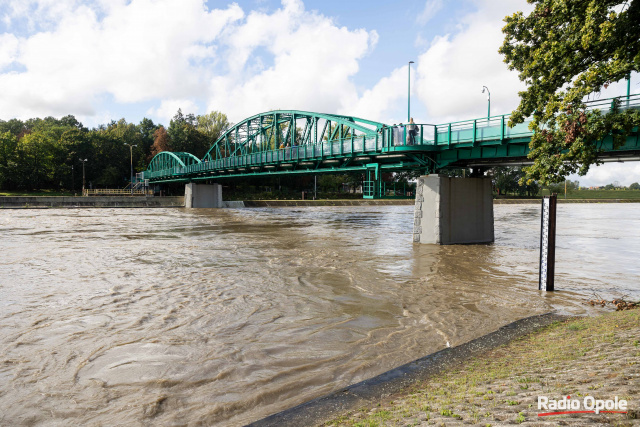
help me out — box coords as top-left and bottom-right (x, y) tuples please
(0, 110), (229, 192)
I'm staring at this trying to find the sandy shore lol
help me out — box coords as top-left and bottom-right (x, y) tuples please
(325, 309), (639, 426)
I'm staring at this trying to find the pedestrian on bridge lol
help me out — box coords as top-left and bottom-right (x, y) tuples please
(407, 118), (417, 145)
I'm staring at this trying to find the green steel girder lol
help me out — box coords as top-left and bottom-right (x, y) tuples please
(143, 94), (640, 183)
(147, 151), (201, 172)
(201, 110), (385, 162)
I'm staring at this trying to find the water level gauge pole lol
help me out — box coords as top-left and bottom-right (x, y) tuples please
(539, 194), (557, 291)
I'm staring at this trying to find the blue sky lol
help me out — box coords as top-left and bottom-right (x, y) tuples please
(0, 0), (638, 185)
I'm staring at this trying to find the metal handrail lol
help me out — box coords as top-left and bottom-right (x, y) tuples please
(143, 93), (640, 180)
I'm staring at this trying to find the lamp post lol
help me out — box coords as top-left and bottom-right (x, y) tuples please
(80, 159), (87, 195)
(71, 164), (74, 194)
(482, 86), (491, 119)
(408, 61), (415, 122)
(124, 143), (137, 195)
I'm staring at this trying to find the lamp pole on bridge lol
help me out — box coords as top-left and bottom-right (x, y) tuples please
(408, 61), (415, 122)
(124, 143), (138, 195)
(482, 86), (491, 119)
(80, 159), (87, 196)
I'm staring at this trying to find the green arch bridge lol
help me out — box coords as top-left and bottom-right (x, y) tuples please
(142, 94), (640, 198)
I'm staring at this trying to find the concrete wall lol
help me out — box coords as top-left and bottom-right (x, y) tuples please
(185, 183), (223, 208)
(0, 196), (184, 208)
(242, 199), (414, 207)
(413, 175), (494, 245)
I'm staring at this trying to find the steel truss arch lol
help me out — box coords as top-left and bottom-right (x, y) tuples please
(202, 110), (386, 162)
(147, 151), (201, 173)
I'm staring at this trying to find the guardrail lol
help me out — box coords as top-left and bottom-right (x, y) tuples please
(143, 93), (640, 181)
(83, 189), (152, 196)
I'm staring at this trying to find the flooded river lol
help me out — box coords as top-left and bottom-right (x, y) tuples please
(1, 204), (639, 425)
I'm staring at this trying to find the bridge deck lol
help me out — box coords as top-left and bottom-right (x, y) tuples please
(142, 94), (640, 183)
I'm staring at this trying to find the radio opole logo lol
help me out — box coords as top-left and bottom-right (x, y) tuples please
(538, 395), (628, 416)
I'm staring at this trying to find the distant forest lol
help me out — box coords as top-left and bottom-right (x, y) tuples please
(0, 110), (229, 191)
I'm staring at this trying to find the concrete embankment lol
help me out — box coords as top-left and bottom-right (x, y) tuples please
(0, 196), (184, 208)
(0, 197), (415, 209)
(241, 199), (415, 207)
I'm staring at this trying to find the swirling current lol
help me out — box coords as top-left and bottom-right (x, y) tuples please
(0, 204), (639, 425)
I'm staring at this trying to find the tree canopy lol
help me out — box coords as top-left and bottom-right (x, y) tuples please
(0, 109), (230, 192)
(500, 0), (640, 185)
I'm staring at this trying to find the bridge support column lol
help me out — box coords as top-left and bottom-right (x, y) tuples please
(413, 174), (494, 245)
(185, 183), (223, 208)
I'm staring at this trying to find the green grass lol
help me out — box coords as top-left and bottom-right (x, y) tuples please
(325, 310), (640, 426)
(540, 188), (640, 199)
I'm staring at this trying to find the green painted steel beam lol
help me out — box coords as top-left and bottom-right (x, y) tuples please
(144, 94), (640, 184)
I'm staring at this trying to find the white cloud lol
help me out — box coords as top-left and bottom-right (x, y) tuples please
(568, 162), (640, 187)
(0, 0), (378, 125)
(0, 0), (243, 119)
(147, 99), (200, 124)
(414, 0), (533, 123)
(342, 65), (409, 123)
(0, 33), (20, 69)
(206, 0), (377, 122)
(417, 0), (443, 24)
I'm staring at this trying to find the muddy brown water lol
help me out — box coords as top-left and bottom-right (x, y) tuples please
(1, 204), (638, 426)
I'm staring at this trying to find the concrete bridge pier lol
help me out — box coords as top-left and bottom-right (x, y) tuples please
(413, 174), (494, 244)
(185, 183), (223, 208)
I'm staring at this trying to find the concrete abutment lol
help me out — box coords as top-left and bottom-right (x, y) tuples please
(413, 174), (494, 245)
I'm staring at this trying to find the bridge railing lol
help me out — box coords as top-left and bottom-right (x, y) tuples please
(384, 116), (534, 148)
(395, 93), (640, 148)
(144, 94), (640, 180)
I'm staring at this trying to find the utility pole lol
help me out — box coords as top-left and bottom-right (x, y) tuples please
(124, 144), (138, 195)
(408, 61), (415, 122)
(80, 159), (87, 195)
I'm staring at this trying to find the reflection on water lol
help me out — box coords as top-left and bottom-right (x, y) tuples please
(0, 204), (638, 425)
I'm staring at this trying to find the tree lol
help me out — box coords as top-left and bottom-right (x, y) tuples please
(630, 182), (640, 190)
(500, 0), (640, 185)
(149, 126), (171, 160)
(492, 166), (540, 196)
(168, 109), (209, 158)
(0, 131), (18, 189)
(134, 117), (159, 171)
(197, 111), (230, 143)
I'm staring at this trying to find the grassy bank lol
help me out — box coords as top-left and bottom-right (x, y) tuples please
(326, 309), (640, 426)
(540, 189), (640, 199)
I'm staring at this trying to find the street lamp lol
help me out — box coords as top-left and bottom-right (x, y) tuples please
(124, 143), (138, 195)
(482, 86), (491, 119)
(79, 159), (87, 195)
(408, 61), (415, 122)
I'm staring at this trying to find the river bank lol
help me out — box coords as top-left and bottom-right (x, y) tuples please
(315, 309), (639, 427)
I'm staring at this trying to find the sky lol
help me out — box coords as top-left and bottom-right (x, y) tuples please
(0, 0), (639, 186)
